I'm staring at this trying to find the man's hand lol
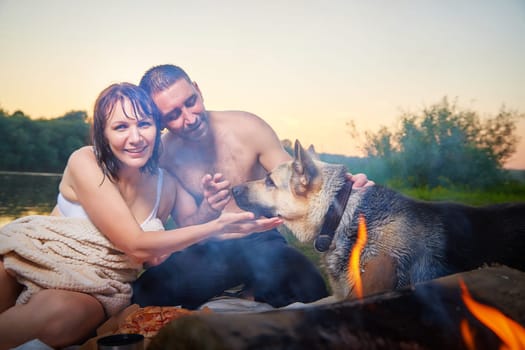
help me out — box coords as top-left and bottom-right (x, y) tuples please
(201, 173), (232, 214)
(348, 173), (375, 188)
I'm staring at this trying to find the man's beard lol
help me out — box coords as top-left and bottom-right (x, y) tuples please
(180, 112), (209, 142)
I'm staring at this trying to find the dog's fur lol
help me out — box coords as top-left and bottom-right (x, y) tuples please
(232, 140), (525, 300)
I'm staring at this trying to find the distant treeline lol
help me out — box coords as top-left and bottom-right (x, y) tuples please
(0, 109), (90, 173)
(2, 97), (524, 191)
(283, 97), (525, 191)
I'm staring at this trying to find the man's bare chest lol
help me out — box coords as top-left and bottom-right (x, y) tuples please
(173, 157), (258, 200)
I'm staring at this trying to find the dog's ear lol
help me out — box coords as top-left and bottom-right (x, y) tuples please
(307, 144), (320, 160)
(292, 140), (318, 196)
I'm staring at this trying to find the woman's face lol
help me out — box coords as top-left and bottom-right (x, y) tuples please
(104, 99), (157, 170)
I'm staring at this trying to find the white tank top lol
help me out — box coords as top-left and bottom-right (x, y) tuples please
(57, 170), (164, 230)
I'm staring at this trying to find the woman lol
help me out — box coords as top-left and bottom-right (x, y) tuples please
(0, 83), (281, 349)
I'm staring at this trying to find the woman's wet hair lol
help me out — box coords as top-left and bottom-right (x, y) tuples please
(92, 82), (161, 182)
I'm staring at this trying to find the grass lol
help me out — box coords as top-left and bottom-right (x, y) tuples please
(397, 184), (525, 205)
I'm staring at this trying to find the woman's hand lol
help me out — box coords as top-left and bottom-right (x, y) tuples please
(213, 211), (283, 240)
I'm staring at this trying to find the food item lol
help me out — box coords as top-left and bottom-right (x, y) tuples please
(116, 306), (210, 338)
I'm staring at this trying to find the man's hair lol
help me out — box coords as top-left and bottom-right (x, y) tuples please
(92, 82), (161, 182)
(139, 64), (192, 96)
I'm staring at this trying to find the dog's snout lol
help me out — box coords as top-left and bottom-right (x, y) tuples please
(231, 185), (245, 198)
(232, 185), (250, 210)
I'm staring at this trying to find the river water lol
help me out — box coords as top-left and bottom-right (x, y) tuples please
(0, 171), (61, 226)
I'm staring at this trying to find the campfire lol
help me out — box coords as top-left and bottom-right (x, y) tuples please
(347, 213), (367, 299)
(343, 215), (525, 349)
(459, 279), (525, 349)
(146, 218), (525, 350)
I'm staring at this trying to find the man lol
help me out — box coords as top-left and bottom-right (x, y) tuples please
(132, 64), (372, 309)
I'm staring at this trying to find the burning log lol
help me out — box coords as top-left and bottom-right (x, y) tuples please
(148, 265), (525, 350)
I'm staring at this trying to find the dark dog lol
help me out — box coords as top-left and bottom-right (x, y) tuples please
(232, 140), (525, 299)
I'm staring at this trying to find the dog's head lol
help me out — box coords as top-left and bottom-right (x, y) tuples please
(233, 140), (346, 242)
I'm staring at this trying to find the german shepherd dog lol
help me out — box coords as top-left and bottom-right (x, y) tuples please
(232, 140), (525, 300)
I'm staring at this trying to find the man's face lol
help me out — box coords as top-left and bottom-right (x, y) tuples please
(151, 79), (209, 141)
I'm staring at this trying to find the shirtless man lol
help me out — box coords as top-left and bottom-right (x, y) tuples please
(132, 64), (372, 308)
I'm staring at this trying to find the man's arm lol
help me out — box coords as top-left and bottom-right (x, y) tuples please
(349, 173), (375, 187)
(240, 112), (374, 187)
(237, 112), (291, 172)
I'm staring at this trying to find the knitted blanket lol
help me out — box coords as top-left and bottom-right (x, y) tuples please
(0, 215), (144, 316)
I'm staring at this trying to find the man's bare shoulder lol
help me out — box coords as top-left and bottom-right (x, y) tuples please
(209, 110), (286, 165)
(210, 110), (264, 120)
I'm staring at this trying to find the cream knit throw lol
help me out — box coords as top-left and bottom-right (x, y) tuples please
(0, 215), (148, 316)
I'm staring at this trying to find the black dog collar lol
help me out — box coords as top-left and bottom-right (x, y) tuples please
(314, 179), (354, 252)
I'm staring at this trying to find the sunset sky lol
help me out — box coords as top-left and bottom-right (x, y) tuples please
(1, 0), (524, 169)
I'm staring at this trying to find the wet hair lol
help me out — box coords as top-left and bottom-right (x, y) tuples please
(139, 64), (192, 96)
(91, 82), (161, 182)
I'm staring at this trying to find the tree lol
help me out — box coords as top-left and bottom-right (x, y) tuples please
(0, 110), (90, 173)
(361, 97), (523, 189)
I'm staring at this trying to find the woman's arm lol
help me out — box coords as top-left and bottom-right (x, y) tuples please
(65, 147), (280, 264)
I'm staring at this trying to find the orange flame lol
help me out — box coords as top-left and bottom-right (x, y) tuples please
(459, 279), (525, 350)
(460, 318), (476, 350)
(347, 213), (367, 299)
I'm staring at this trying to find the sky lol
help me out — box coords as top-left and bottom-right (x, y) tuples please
(1, 0), (524, 169)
